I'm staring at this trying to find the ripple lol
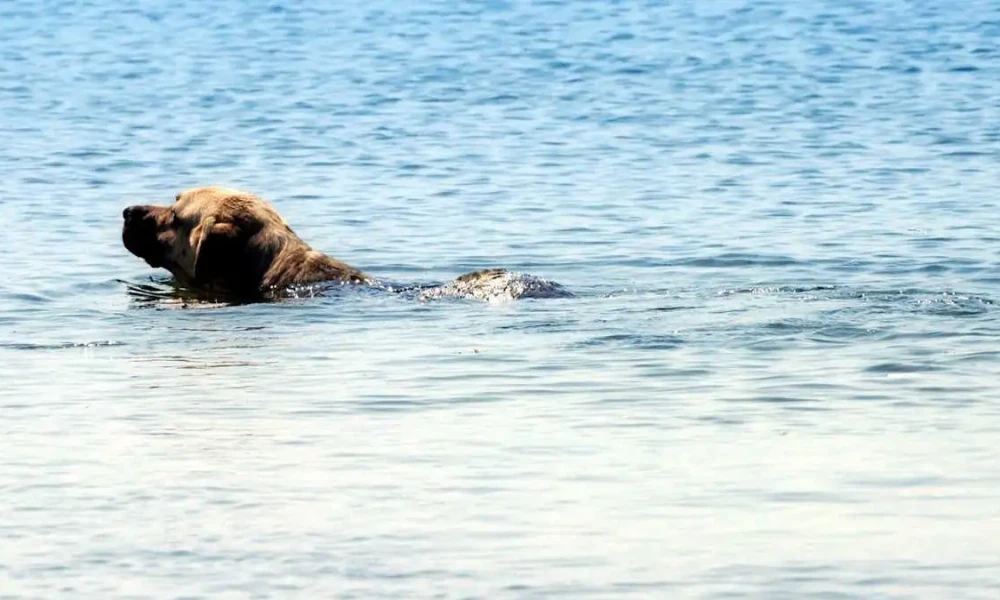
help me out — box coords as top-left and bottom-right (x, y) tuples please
(0, 340), (126, 351)
(674, 254), (802, 268)
(572, 333), (684, 350)
(865, 362), (943, 374)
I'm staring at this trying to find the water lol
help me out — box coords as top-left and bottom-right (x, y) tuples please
(3, 0), (1000, 597)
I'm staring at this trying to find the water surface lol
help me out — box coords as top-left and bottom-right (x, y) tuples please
(3, 0), (1000, 597)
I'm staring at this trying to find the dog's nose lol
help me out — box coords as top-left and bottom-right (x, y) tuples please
(123, 206), (145, 222)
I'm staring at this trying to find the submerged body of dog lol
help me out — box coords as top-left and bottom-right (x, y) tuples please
(122, 186), (568, 302)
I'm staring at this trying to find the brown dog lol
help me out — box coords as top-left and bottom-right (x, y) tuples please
(122, 186), (568, 301)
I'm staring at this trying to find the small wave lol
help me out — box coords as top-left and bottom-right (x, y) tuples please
(3, 291), (55, 304)
(808, 324), (881, 343)
(865, 362), (942, 374)
(717, 285), (837, 297)
(717, 285), (996, 317)
(1, 340), (126, 351)
(122, 278), (262, 308)
(727, 395), (822, 405)
(572, 333), (684, 350)
(677, 253), (802, 268)
(849, 289), (995, 317)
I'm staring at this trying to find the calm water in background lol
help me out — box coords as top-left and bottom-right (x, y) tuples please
(3, 0), (1000, 597)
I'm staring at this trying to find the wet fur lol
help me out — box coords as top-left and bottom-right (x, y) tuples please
(122, 186), (567, 301)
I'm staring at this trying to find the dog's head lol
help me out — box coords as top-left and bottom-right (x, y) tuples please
(122, 186), (292, 294)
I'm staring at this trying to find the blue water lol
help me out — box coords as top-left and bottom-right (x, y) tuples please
(3, 0), (1000, 597)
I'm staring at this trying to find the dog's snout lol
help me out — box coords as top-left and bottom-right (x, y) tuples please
(121, 204), (162, 266)
(123, 205), (147, 223)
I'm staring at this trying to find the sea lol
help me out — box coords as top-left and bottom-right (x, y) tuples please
(2, 0), (1000, 597)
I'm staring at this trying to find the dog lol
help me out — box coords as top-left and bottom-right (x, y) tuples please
(122, 186), (568, 302)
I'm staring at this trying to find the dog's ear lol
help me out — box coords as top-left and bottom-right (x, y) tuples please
(192, 213), (264, 293)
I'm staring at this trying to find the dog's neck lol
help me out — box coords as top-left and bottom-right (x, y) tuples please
(261, 241), (368, 290)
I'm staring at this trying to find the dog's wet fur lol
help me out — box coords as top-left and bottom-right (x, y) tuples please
(122, 186), (568, 303)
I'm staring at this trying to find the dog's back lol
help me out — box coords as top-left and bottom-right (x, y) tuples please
(418, 269), (571, 303)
